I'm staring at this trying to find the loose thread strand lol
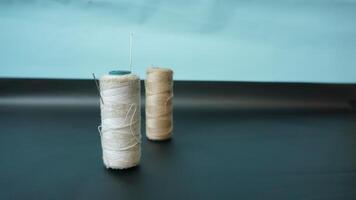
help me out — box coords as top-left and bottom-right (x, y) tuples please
(92, 73), (104, 105)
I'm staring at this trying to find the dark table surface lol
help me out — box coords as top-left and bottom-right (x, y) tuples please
(1, 79), (356, 200)
(1, 107), (356, 200)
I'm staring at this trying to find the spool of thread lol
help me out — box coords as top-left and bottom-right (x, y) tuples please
(99, 72), (141, 169)
(145, 67), (174, 141)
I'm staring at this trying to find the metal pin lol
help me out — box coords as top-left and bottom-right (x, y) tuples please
(92, 73), (104, 105)
(129, 32), (134, 73)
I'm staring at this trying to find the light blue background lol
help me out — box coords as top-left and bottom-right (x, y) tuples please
(1, 0), (356, 82)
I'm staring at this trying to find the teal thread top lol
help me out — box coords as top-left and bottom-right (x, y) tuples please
(109, 70), (131, 75)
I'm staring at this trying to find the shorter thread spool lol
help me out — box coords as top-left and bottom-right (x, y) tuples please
(99, 72), (141, 169)
(145, 67), (174, 141)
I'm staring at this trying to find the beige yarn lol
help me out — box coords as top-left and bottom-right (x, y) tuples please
(145, 67), (173, 141)
(99, 74), (141, 169)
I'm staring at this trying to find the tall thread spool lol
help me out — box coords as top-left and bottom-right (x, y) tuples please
(145, 67), (174, 141)
(99, 72), (141, 169)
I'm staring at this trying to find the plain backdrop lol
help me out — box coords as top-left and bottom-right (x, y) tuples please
(0, 0), (356, 83)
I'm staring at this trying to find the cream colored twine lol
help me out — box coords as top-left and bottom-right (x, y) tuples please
(99, 74), (141, 169)
(145, 67), (173, 141)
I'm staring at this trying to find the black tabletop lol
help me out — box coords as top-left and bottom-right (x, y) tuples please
(1, 79), (356, 200)
(1, 107), (356, 200)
